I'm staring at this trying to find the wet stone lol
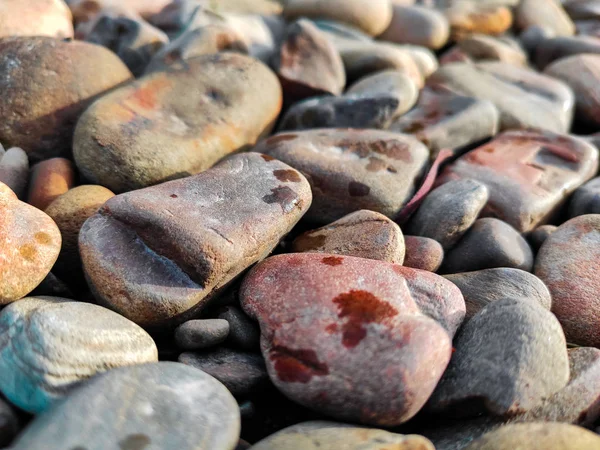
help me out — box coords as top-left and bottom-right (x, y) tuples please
(292, 209), (406, 264)
(79, 153), (311, 328)
(174, 319), (230, 350)
(403, 235), (444, 272)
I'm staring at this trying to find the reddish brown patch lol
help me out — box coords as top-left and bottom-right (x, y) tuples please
(341, 139), (412, 162)
(322, 256), (343, 266)
(293, 233), (327, 251)
(273, 169), (301, 183)
(262, 186), (301, 214)
(19, 244), (37, 262)
(540, 144), (580, 163)
(128, 77), (171, 110)
(348, 181), (370, 197)
(366, 156), (387, 172)
(266, 134), (298, 145)
(260, 154), (275, 162)
(34, 232), (52, 245)
(170, 194), (178, 198)
(325, 323), (338, 334)
(270, 346), (329, 383)
(333, 290), (398, 348)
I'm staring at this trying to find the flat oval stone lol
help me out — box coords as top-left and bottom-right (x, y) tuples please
(0, 147), (28, 199)
(443, 3), (513, 40)
(0, 37), (132, 162)
(240, 253), (465, 426)
(283, 0), (393, 36)
(293, 210), (406, 264)
(174, 319), (230, 350)
(390, 87), (500, 159)
(27, 158), (75, 211)
(544, 54), (600, 128)
(74, 53), (281, 193)
(444, 268), (552, 320)
(514, 347), (600, 426)
(280, 70), (418, 131)
(454, 34), (528, 66)
(0, 184), (61, 304)
(535, 214), (600, 347)
(403, 235), (444, 272)
(569, 177), (600, 217)
(0, 0), (73, 38)
(535, 35), (600, 69)
(515, 0), (575, 36)
(249, 421), (435, 450)
(0, 296), (158, 413)
(438, 130), (599, 232)
(440, 218), (534, 274)
(428, 298), (569, 418)
(379, 5), (449, 50)
(79, 153), (312, 328)
(276, 19), (345, 100)
(427, 62), (574, 133)
(179, 348), (269, 397)
(45, 185), (115, 290)
(407, 179), (489, 251)
(464, 423), (600, 450)
(255, 129), (429, 224)
(10, 362), (240, 450)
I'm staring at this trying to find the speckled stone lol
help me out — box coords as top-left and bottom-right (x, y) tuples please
(293, 210), (405, 264)
(79, 153), (311, 328)
(535, 214), (600, 347)
(0, 296), (158, 414)
(10, 362), (241, 450)
(255, 129), (429, 224)
(240, 253), (465, 426)
(403, 235), (444, 272)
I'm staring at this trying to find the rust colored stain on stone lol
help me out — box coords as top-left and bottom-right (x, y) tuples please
(273, 169), (302, 183)
(270, 346), (330, 383)
(34, 232), (52, 245)
(325, 323), (338, 334)
(266, 134), (298, 145)
(348, 181), (371, 197)
(322, 256), (343, 266)
(260, 154), (275, 162)
(366, 156), (387, 172)
(333, 290), (398, 348)
(262, 186), (300, 213)
(19, 244), (37, 262)
(128, 77), (171, 110)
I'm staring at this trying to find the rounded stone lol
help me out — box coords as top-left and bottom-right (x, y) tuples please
(74, 53), (282, 193)
(0, 0), (73, 38)
(441, 218), (534, 274)
(569, 177), (600, 217)
(293, 210), (406, 264)
(249, 421), (435, 450)
(217, 305), (261, 351)
(10, 362), (240, 450)
(535, 214), (600, 347)
(0, 296), (158, 413)
(464, 423), (600, 450)
(0, 37), (132, 162)
(527, 224), (558, 252)
(283, 0), (393, 36)
(0, 184), (61, 304)
(443, 3), (513, 40)
(69, 0), (171, 21)
(0, 147), (28, 199)
(27, 158), (75, 211)
(403, 235), (444, 272)
(379, 5), (449, 50)
(536, 35), (600, 69)
(174, 319), (230, 350)
(515, 0), (575, 37)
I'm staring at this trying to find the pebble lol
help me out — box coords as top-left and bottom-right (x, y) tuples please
(10, 362), (241, 450)
(438, 129), (599, 232)
(464, 423), (600, 450)
(0, 183), (61, 304)
(379, 5), (450, 50)
(535, 214), (600, 347)
(428, 298), (569, 417)
(427, 62), (574, 133)
(441, 218), (534, 274)
(179, 348), (269, 397)
(0, 147), (28, 199)
(26, 158), (75, 211)
(444, 268), (552, 320)
(564, 0), (600, 21)
(569, 177), (600, 217)
(0, 296), (158, 413)
(292, 209), (406, 264)
(240, 253), (465, 426)
(390, 87), (500, 159)
(69, 0), (171, 21)
(79, 153), (311, 328)
(544, 54), (600, 129)
(403, 235), (444, 272)
(527, 224), (558, 252)
(44, 185), (115, 290)
(443, 3), (513, 40)
(454, 34), (528, 66)
(515, 0), (575, 36)
(407, 179), (489, 251)
(283, 0), (393, 36)
(0, 0), (74, 38)
(280, 70), (418, 131)
(174, 319), (230, 350)
(535, 35), (600, 69)
(275, 19), (345, 101)
(74, 53), (282, 193)
(0, 37), (132, 162)
(217, 305), (261, 351)
(249, 421), (435, 450)
(255, 129), (429, 224)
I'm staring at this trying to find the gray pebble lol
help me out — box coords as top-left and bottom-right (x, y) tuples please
(217, 305), (260, 351)
(175, 319), (230, 350)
